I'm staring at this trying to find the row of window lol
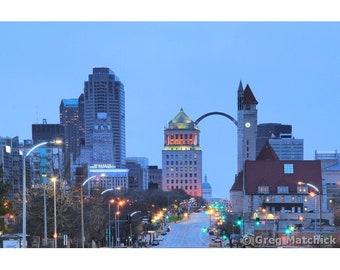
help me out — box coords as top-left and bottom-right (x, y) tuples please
(165, 160), (197, 165)
(166, 179), (198, 184)
(166, 185), (198, 190)
(259, 195), (315, 203)
(258, 185), (309, 194)
(164, 154), (199, 159)
(169, 140), (194, 145)
(165, 167), (198, 172)
(165, 173), (198, 178)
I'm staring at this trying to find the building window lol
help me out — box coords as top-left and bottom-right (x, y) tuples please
(284, 163), (294, 174)
(258, 186), (269, 194)
(277, 186), (289, 194)
(297, 185), (308, 194)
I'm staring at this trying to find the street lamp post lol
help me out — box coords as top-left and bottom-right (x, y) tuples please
(81, 174), (105, 248)
(51, 177), (58, 248)
(41, 174), (48, 247)
(116, 202), (122, 247)
(298, 181), (322, 236)
(129, 211), (141, 246)
(101, 188), (114, 248)
(22, 140), (62, 248)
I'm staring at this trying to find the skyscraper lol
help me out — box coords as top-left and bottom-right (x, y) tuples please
(83, 67), (126, 168)
(162, 108), (202, 197)
(59, 94), (84, 163)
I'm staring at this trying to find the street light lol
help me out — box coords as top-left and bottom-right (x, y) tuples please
(101, 188), (114, 248)
(129, 211), (141, 246)
(41, 173), (48, 247)
(298, 181), (322, 236)
(22, 139), (62, 248)
(115, 200), (126, 247)
(51, 177), (58, 248)
(80, 174), (105, 248)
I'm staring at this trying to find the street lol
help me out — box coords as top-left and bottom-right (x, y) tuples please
(151, 211), (212, 248)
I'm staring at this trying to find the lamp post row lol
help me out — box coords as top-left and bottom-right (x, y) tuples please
(23, 145), (132, 249)
(22, 140), (62, 248)
(101, 188), (133, 248)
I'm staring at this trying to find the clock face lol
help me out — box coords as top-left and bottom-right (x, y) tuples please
(245, 122), (251, 128)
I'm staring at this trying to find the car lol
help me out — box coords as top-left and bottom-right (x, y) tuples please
(214, 237), (222, 243)
(161, 231), (167, 236)
(152, 240), (160, 246)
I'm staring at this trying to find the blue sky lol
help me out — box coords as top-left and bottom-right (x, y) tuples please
(1, 0), (340, 201)
(1, 21), (340, 199)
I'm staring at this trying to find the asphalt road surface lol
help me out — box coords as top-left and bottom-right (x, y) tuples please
(151, 211), (212, 248)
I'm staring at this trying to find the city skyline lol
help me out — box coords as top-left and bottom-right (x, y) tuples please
(1, 22), (340, 199)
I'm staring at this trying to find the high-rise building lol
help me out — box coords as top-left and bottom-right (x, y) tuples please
(162, 108), (202, 197)
(59, 94), (84, 163)
(74, 67), (128, 192)
(256, 123), (303, 160)
(83, 67), (126, 168)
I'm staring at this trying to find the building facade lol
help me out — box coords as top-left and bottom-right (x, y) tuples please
(230, 82), (327, 235)
(74, 67), (128, 192)
(148, 165), (162, 189)
(257, 123), (303, 160)
(83, 67), (126, 168)
(237, 81), (258, 173)
(59, 94), (84, 163)
(126, 157), (149, 191)
(162, 108), (202, 197)
(315, 150), (340, 213)
(230, 140), (325, 234)
(0, 136), (21, 196)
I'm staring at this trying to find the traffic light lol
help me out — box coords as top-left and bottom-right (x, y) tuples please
(127, 214), (131, 224)
(284, 226), (293, 235)
(255, 217), (260, 226)
(222, 230), (227, 240)
(236, 217), (243, 226)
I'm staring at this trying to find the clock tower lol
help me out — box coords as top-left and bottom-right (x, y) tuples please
(237, 81), (258, 173)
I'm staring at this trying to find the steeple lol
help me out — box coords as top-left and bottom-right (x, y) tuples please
(243, 84), (258, 105)
(237, 80), (244, 110)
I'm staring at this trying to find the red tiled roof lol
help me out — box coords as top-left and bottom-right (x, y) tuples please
(256, 140), (279, 161)
(244, 160), (322, 194)
(230, 171), (243, 191)
(244, 84), (258, 105)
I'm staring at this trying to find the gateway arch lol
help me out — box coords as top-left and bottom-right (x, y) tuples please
(194, 111), (238, 127)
